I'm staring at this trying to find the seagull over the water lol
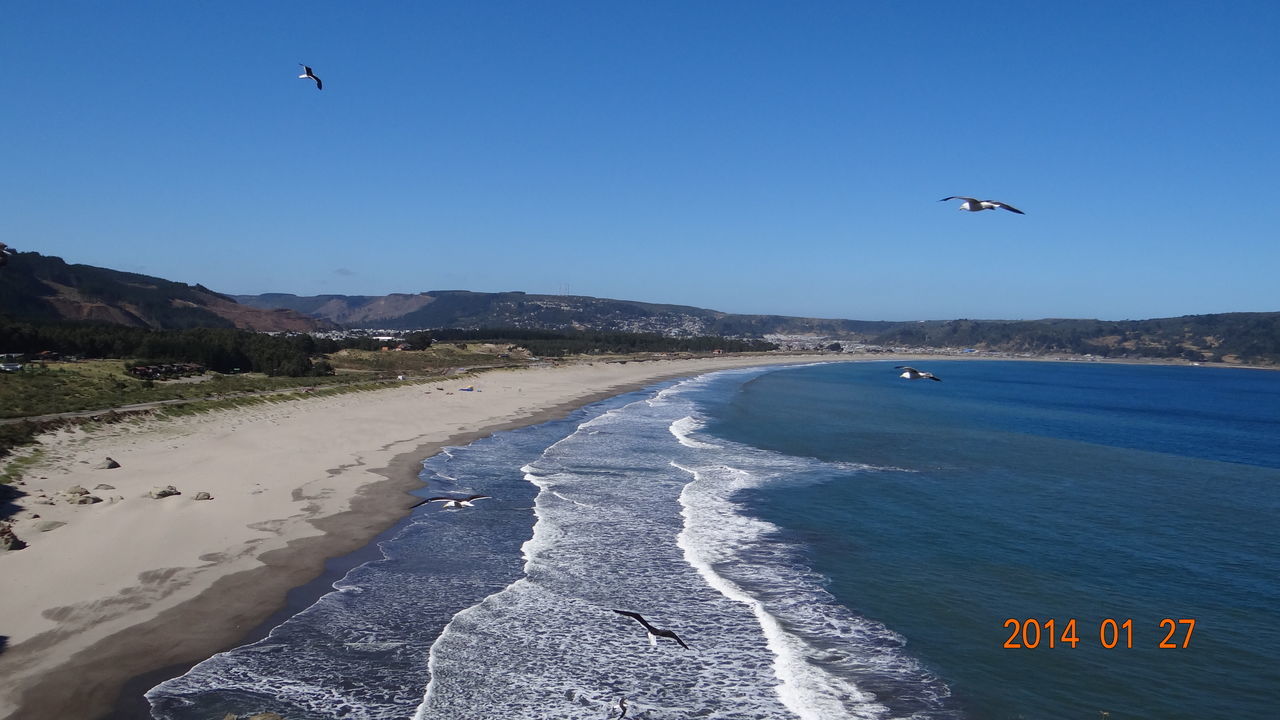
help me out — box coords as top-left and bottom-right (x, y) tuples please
(939, 196), (1024, 214)
(895, 366), (942, 382)
(612, 609), (690, 649)
(298, 64), (322, 90)
(410, 494), (491, 509)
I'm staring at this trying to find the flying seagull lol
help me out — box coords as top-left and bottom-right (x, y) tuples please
(612, 609), (690, 649)
(0, 243), (12, 267)
(939, 196), (1024, 214)
(895, 366), (942, 382)
(298, 64), (322, 90)
(410, 494), (491, 509)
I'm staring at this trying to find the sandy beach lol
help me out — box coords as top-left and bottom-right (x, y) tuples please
(0, 354), (842, 720)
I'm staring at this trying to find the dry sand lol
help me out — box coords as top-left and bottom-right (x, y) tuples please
(0, 354), (843, 720)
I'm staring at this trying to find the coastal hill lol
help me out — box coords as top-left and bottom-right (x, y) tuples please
(1, 251), (335, 332)
(232, 291), (898, 338)
(871, 315), (1280, 364)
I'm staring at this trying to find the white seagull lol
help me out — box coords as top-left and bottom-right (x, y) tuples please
(410, 493), (491, 509)
(939, 196), (1024, 214)
(298, 64), (323, 90)
(895, 366), (942, 382)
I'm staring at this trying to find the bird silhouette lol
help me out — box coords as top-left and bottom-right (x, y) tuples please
(939, 196), (1024, 214)
(298, 64), (322, 90)
(612, 609), (690, 649)
(895, 366), (942, 382)
(410, 494), (491, 509)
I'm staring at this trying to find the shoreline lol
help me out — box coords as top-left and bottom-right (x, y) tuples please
(110, 371), (732, 720)
(0, 352), (1258, 720)
(0, 354), (836, 720)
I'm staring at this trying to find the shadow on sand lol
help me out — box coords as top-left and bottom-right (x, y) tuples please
(1, 481), (28, 523)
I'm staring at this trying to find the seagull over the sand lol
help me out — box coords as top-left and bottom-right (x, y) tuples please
(612, 609), (690, 649)
(895, 366), (942, 382)
(298, 64), (322, 90)
(410, 494), (491, 509)
(939, 196), (1024, 214)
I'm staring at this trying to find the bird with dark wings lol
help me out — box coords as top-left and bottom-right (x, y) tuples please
(612, 609), (690, 649)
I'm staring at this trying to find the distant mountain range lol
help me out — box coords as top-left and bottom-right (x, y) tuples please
(235, 292), (1280, 365)
(3, 251), (1277, 365)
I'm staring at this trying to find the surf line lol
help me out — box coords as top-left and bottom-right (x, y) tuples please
(671, 459), (887, 720)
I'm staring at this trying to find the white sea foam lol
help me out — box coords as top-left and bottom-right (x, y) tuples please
(674, 460), (889, 720)
(665, 404), (956, 720)
(670, 414), (723, 448)
(413, 390), (800, 719)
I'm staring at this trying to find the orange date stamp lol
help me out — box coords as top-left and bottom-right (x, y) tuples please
(1002, 618), (1196, 649)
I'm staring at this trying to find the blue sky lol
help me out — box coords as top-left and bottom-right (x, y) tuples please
(3, 1), (1277, 322)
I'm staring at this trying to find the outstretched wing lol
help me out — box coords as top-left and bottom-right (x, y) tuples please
(409, 496), (456, 508)
(664, 630), (690, 649)
(939, 196), (976, 203)
(927, 375), (942, 382)
(994, 202), (1024, 214)
(464, 494), (492, 502)
(299, 64), (322, 89)
(894, 366), (918, 372)
(612, 609), (658, 634)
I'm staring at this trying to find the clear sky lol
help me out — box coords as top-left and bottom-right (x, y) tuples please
(3, 1), (1277, 322)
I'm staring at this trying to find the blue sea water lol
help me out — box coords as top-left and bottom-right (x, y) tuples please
(146, 360), (1280, 720)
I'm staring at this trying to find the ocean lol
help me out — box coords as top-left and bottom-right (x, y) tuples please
(144, 360), (1280, 720)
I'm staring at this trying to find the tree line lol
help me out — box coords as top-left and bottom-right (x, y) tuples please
(0, 321), (327, 376)
(0, 320), (774, 376)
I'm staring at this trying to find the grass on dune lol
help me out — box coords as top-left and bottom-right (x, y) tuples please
(0, 346), (516, 469)
(0, 360), (361, 419)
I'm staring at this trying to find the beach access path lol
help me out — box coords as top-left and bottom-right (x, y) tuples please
(0, 353), (866, 720)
